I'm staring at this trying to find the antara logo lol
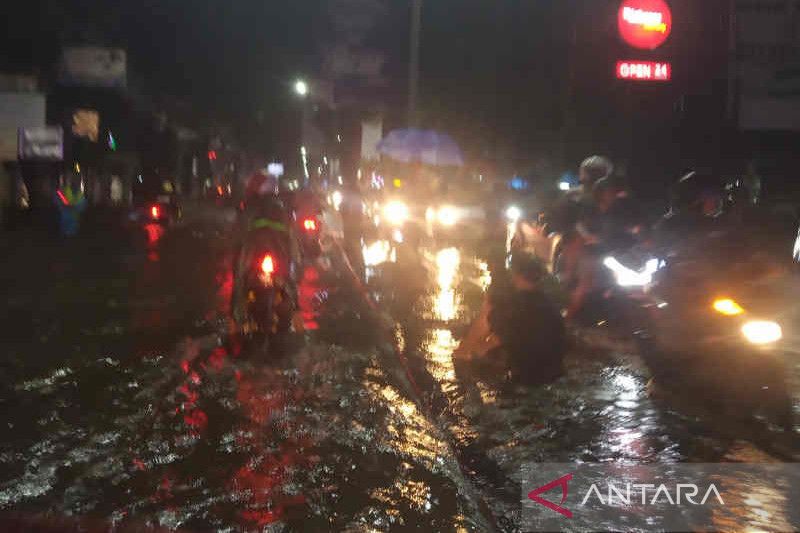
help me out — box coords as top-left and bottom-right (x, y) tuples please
(528, 474), (725, 518)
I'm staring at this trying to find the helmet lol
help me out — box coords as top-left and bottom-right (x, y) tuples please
(245, 171), (278, 198)
(509, 252), (547, 284)
(579, 156), (614, 186)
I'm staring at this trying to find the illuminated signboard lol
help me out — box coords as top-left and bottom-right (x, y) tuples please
(616, 61), (671, 81)
(618, 0), (672, 50)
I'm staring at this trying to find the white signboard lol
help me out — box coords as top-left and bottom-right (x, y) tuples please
(59, 47), (127, 88)
(737, 3), (800, 130)
(0, 93), (46, 161)
(18, 127), (64, 161)
(361, 119), (382, 161)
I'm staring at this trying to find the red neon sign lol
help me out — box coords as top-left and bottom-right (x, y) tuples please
(616, 60), (671, 81)
(618, 0), (672, 50)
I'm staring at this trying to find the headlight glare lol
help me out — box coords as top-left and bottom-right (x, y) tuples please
(742, 320), (782, 345)
(383, 201), (409, 226)
(505, 205), (522, 222)
(713, 298), (745, 316)
(437, 205), (459, 226)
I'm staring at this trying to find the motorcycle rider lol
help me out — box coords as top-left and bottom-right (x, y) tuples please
(564, 177), (642, 321)
(546, 156), (615, 286)
(455, 252), (566, 385)
(231, 171), (301, 328)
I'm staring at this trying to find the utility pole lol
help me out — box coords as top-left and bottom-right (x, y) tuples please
(726, 0), (738, 123)
(408, 0), (422, 127)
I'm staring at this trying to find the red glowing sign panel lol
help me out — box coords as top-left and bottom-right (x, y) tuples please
(616, 61), (671, 81)
(618, 0), (672, 50)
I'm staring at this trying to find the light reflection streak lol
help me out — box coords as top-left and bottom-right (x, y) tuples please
(710, 475), (792, 532)
(362, 239), (395, 267)
(365, 379), (447, 465)
(433, 248), (461, 321)
(477, 261), (492, 292)
(370, 479), (434, 514)
(425, 329), (457, 386)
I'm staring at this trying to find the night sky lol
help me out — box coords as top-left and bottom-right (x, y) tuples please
(3, 2), (572, 156)
(1, 0), (741, 183)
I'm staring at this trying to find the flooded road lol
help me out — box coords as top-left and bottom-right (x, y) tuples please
(1, 217), (798, 531)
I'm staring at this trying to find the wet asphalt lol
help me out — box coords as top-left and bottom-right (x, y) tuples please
(0, 209), (798, 532)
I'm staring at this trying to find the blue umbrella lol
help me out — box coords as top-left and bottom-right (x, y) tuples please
(377, 128), (464, 167)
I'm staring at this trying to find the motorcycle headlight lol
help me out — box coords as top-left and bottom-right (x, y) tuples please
(383, 201), (409, 227)
(742, 320), (782, 345)
(505, 205), (522, 222)
(603, 256), (662, 287)
(712, 298), (744, 316)
(437, 205), (459, 227)
(330, 190), (343, 211)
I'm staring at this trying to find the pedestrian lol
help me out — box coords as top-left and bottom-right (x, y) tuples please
(455, 253), (566, 386)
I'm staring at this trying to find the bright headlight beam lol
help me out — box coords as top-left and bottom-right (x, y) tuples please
(383, 201), (409, 226)
(505, 205), (522, 222)
(603, 256), (660, 287)
(713, 298), (745, 316)
(742, 321), (782, 345)
(437, 205), (459, 227)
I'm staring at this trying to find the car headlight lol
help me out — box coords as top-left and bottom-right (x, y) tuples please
(712, 298), (744, 316)
(505, 205), (522, 222)
(383, 201), (409, 226)
(742, 320), (782, 345)
(603, 256), (662, 287)
(330, 190), (343, 211)
(437, 205), (459, 227)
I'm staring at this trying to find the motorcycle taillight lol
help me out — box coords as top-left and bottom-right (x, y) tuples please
(260, 253), (276, 275)
(302, 217), (319, 232)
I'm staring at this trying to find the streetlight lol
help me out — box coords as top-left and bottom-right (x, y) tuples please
(294, 79), (309, 97)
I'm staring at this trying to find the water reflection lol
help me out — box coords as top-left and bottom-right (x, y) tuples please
(477, 260), (492, 292)
(362, 239), (395, 267)
(710, 472), (794, 532)
(425, 329), (457, 387)
(366, 379), (448, 465)
(433, 248), (461, 321)
(144, 223), (164, 262)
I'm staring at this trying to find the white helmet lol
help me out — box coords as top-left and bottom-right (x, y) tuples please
(579, 156), (614, 186)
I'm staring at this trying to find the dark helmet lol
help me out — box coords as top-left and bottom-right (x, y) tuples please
(579, 156), (614, 187)
(509, 252), (547, 284)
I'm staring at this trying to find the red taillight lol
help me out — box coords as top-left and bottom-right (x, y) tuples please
(302, 218), (318, 232)
(150, 205), (161, 219)
(260, 254), (276, 275)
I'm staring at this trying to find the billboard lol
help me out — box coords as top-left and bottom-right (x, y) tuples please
(72, 109), (100, 141)
(0, 93), (46, 161)
(59, 47), (127, 88)
(737, 2), (800, 130)
(18, 127), (64, 161)
(617, 0), (672, 50)
(616, 60), (671, 81)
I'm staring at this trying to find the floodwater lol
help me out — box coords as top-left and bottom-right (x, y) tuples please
(0, 218), (798, 531)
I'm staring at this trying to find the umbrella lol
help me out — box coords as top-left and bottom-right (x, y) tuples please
(377, 128), (464, 167)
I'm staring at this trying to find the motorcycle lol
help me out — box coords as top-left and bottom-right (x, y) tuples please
(297, 213), (322, 258)
(233, 212), (297, 351)
(139, 194), (181, 226)
(595, 241), (793, 429)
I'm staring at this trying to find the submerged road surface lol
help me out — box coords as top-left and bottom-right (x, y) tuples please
(0, 213), (798, 531)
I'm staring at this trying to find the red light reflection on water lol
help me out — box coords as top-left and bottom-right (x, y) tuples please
(298, 265), (321, 330)
(144, 223), (164, 262)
